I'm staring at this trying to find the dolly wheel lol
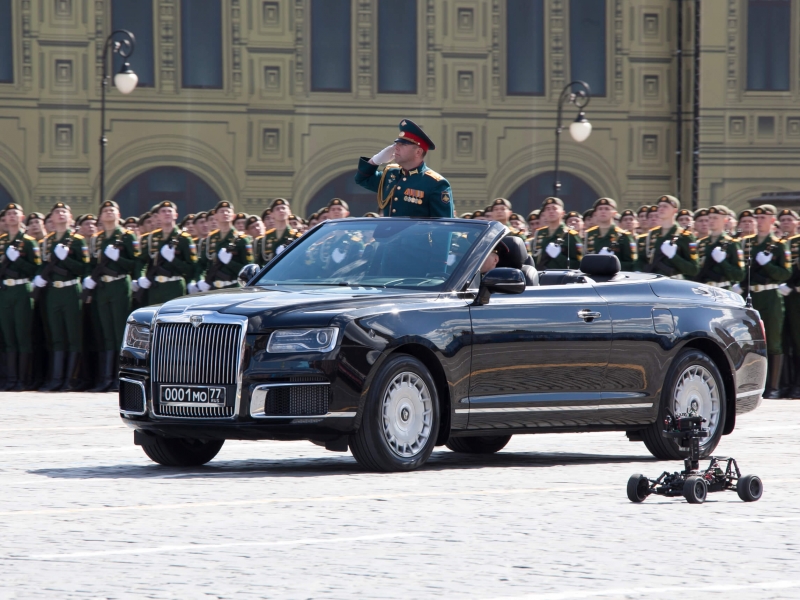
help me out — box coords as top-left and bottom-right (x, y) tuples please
(627, 474), (650, 503)
(683, 476), (708, 504)
(737, 474), (763, 502)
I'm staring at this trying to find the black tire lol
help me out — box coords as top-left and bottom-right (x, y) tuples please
(683, 476), (708, 504)
(642, 349), (727, 460)
(445, 435), (512, 454)
(737, 474), (763, 502)
(141, 437), (224, 467)
(627, 473), (650, 503)
(349, 354), (440, 472)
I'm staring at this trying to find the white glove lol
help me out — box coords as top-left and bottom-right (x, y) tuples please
(33, 275), (48, 288)
(778, 283), (792, 297)
(5, 246), (19, 262)
(160, 244), (175, 262)
(370, 145), (395, 165)
(446, 253), (457, 266)
(137, 276), (152, 289)
(54, 244), (69, 261)
(131, 280), (140, 292)
(545, 242), (561, 259)
(198, 280), (211, 292)
(104, 244), (120, 261)
(598, 247), (615, 256)
(218, 247), (232, 264)
(275, 245), (286, 256)
(660, 240), (677, 259)
(731, 283), (742, 295)
(82, 276), (96, 290)
(188, 282), (199, 294)
(756, 251), (772, 266)
(711, 247), (727, 263)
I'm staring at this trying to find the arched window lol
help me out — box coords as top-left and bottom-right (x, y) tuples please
(305, 171), (379, 217)
(113, 167), (221, 218)
(507, 171), (600, 217)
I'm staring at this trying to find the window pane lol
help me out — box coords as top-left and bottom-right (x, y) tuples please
(378, 0), (417, 94)
(747, 0), (790, 91)
(0, 0), (12, 84)
(570, 0), (606, 96)
(112, 0), (154, 87)
(507, 0), (544, 95)
(181, 0), (223, 89)
(311, 0), (351, 92)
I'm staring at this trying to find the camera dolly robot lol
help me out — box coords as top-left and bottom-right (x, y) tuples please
(627, 413), (763, 504)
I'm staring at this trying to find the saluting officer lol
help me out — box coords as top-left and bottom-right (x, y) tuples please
(136, 201), (197, 304)
(196, 201), (253, 291)
(255, 198), (302, 266)
(529, 197), (583, 270)
(584, 198), (637, 270)
(642, 195), (699, 278)
(779, 219), (800, 398)
(693, 206), (744, 289)
(355, 119), (454, 218)
(0, 203), (41, 391)
(84, 200), (140, 393)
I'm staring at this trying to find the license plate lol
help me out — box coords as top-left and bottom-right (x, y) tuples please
(160, 385), (226, 406)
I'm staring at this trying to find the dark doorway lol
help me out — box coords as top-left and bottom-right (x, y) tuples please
(507, 171), (600, 217)
(113, 167), (221, 219)
(305, 171), (379, 217)
(0, 181), (13, 207)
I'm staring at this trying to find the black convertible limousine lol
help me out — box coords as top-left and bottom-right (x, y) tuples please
(119, 218), (767, 472)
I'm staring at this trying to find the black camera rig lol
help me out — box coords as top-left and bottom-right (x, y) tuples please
(627, 412), (763, 504)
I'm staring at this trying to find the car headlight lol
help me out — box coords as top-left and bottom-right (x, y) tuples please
(267, 328), (338, 353)
(124, 323), (151, 351)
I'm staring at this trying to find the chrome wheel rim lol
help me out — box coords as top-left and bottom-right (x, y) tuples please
(381, 371), (433, 458)
(673, 365), (721, 448)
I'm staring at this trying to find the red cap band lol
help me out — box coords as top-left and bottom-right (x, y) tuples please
(398, 131), (429, 152)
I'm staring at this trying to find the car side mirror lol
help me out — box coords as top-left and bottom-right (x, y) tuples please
(238, 263), (261, 286)
(473, 267), (525, 306)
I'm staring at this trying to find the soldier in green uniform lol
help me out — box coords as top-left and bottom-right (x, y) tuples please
(529, 197), (583, 270)
(526, 209), (541, 234)
(583, 198), (637, 270)
(487, 198), (526, 238)
(694, 208), (710, 239)
(246, 215), (265, 240)
(641, 195), (699, 278)
(196, 201), (253, 291)
(255, 198), (302, 266)
(0, 203), (41, 390)
(34, 202), (89, 391)
(620, 209), (638, 234)
(136, 201), (197, 305)
(779, 222), (800, 398)
(84, 200), (140, 392)
(355, 119), (454, 218)
(693, 206), (744, 289)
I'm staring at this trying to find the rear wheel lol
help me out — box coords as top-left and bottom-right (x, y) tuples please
(446, 435), (512, 454)
(141, 437), (224, 467)
(683, 476), (708, 504)
(737, 474), (763, 502)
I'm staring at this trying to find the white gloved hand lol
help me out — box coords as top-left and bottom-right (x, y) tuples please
(218, 247), (232, 264)
(446, 253), (457, 266)
(33, 275), (48, 288)
(598, 247), (615, 256)
(54, 244), (69, 261)
(731, 283), (743, 295)
(104, 244), (120, 261)
(711, 246), (727, 263)
(660, 240), (677, 259)
(370, 145), (396, 165)
(198, 280), (211, 292)
(137, 276), (152, 290)
(82, 276), (96, 290)
(5, 246), (19, 262)
(756, 251), (772, 266)
(160, 244), (175, 262)
(131, 280), (140, 292)
(545, 242), (561, 259)
(778, 283), (792, 297)
(275, 245), (286, 256)
(187, 282), (199, 294)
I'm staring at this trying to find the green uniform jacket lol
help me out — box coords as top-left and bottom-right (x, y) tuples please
(355, 158), (454, 218)
(144, 227), (197, 279)
(694, 233), (744, 285)
(644, 224), (699, 278)
(634, 231), (654, 271)
(197, 228), (253, 281)
(38, 229), (89, 281)
(317, 231), (365, 276)
(255, 226), (302, 266)
(740, 233), (791, 288)
(529, 224), (583, 270)
(785, 234), (800, 290)
(584, 225), (637, 271)
(0, 231), (41, 279)
(89, 227), (141, 278)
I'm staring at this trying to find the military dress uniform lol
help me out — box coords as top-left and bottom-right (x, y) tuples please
(198, 227), (253, 289)
(141, 226), (197, 305)
(584, 225), (637, 270)
(694, 233), (744, 289)
(782, 233), (800, 397)
(529, 224), (583, 270)
(643, 224), (699, 278)
(256, 226), (301, 266)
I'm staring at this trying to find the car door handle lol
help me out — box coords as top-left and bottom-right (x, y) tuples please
(578, 309), (602, 321)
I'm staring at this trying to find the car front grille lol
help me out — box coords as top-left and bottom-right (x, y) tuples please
(156, 403), (234, 418)
(263, 384), (331, 416)
(119, 379), (145, 414)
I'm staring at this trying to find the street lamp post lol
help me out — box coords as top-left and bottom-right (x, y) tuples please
(553, 80), (592, 198)
(99, 30), (138, 204)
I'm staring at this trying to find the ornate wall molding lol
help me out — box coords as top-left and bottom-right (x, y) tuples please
(426, 0), (436, 97)
(355, 0), (372, 96)
(158, 0), (177, 92)
(294, 0), (305, 96)
(231, 0), (243, 93)
(726, 0), (739, 102)
(549, 0), (565, 98)
(613, 0), (623, 101)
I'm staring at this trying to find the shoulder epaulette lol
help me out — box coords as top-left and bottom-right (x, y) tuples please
(45, 232), (55, 239)
(0, 233), (8, 240)
(568, 229), (579, 235)
(180, 231), (192, 237)
(424, 169), (444, 181)
(586, 225), (599, 233)
(151, 228), (163, 235)
(682, 229), (693, 236)
(742, 234), (756, 240)
(697, 235), (709, 243)
(23, 234), (35, 241)
(209, 229), (220, 236)
(264, 228), (276, 235)
(649, 226), (661, 232)
(536, 225), (549, 232)
(74, 233), (84, 240)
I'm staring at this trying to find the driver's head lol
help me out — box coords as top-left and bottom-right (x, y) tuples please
(481, 239), (511, 274)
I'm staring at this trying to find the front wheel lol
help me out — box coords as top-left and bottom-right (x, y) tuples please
(446, 435), (512, 454)
(349, 354), (440, 472)
(627, 474), (650, 503)
(737, 474), (763, 502)
(141, 437), (224, 467)
(683, 476), (708, 504)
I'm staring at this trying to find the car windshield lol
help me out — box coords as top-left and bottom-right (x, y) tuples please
(254, 219), (485, 290)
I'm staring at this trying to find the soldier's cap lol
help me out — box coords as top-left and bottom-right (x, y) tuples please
(207, 208), (217, 217)
(754, 204), (778, 216)
(565, 211), (582, 220)
(491, 198), (512, 210)
(593, 197), (618, 210)
(677, 209), (693, 218)
(155, 200), (178, 213)
(694, 208), (709, 218)
(234, 212), (248, 222)
(706, 206), (728, 216)
(0, 209), (6, 218)
(637, 205), (651, 215)
(309, 212), (319, 221)
(50, 201), (70, 213)
(4, 202), (23, 213)
(620, 209), (635, 218)
(245, 215), (261, 229)
(44, 212), (53, 221)
(527, 209), (541, 220)
(192, 211), (208, 223)
(328, 198), (349, 211)
(778, 208), (800, 220)
(647, 205), (660, 213)
(260, 207), (272, 219)
(483, 205), (493, 213)
(362, 212), (380, 218)
(213, 200), (234, 212)
(122, 216), (137, 225)
(100, 200), (120, 211)
(179, 214), (195, 227)
(541, 197), (564, 210)
(395, 119), (435, 152)
(472, 209), (485, 218)
(738, 209), (755, 220)
(510, 213), (523, 222)
(658, 195), (681, 209)
(78, 214), (98, 226)
(318, 206), (330, 215)
(270, 197), (291, 211)
(582, 209), (594, 219)
(460, 212), (473, 219)
(25, 212), (45, 225)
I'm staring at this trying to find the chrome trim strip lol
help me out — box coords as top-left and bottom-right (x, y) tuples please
(250, 382), (336, 419)
(455, 402), (654, 414)
(736, 388), (764, 399)
(119, 378), (147, 416)
(254, 412), (357, 419)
